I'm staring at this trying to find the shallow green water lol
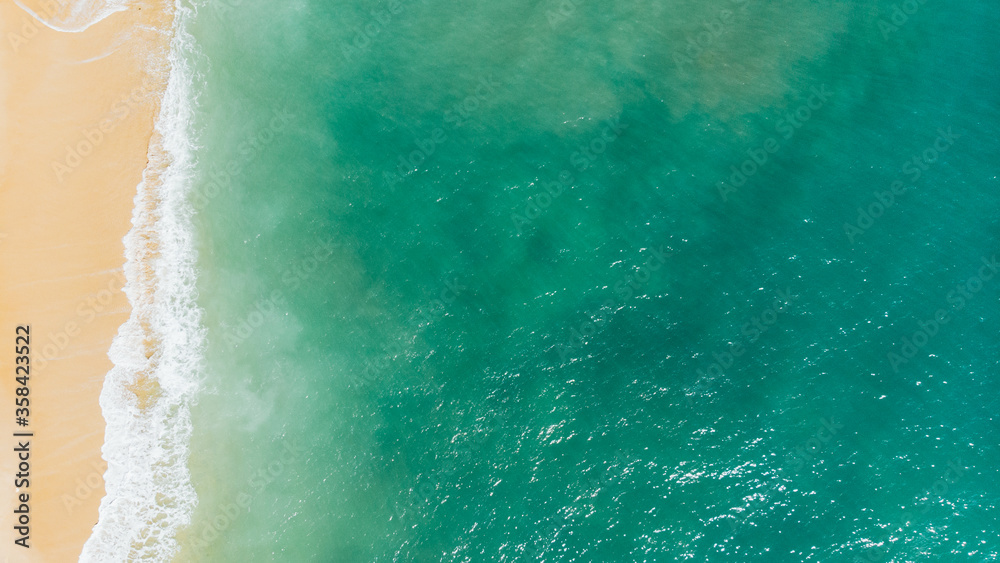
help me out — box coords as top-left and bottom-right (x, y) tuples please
(175, 0), (1000, 560)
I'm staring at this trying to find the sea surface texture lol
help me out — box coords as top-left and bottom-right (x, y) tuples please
(164, 0), (999, 560)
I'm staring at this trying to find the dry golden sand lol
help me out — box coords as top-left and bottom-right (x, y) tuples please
(0, 1), (173, 560)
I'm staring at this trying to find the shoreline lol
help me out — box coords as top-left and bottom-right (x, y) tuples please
(0, 1), (174, 560)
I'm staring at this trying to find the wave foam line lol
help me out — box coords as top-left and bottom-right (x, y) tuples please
(13, 0), (130, 33)
(81, 1), (203, 561)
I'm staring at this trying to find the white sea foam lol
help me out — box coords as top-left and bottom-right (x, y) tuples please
(13, 0), (130, 33)
(80, 1), (204, 561)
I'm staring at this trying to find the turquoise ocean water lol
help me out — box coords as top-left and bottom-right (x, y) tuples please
(97, 0), (1000, 560)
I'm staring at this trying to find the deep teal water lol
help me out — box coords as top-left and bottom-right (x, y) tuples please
(177, 0), (999, 560)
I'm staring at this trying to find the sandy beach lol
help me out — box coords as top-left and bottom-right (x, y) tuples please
(0, 1), (172, 560)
